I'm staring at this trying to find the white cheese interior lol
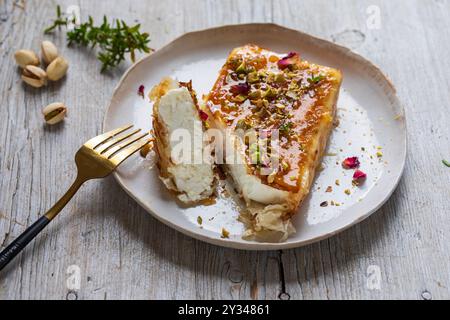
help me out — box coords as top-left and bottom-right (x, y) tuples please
(222, 129), (295, 242)
(226, 134), (290, 204)
(158, 87), (215, 202)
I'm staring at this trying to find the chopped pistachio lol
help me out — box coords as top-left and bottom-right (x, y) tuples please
(263, 87), (278, 99)
(257, 70), (267, 78)
(247, 71), (259, 83)
(442, 159), (450, 167)
(290, 176), (296, 181)
(229, 57), (240, 68)
(267, 72), (275, 83)
(233, 94), (247, 103)
(275, 73), (286, 83)
(286, 90), (298, 100)
(197, 216), (203, 225)
(376, 151), (383, 158)
(246, 65), (256, 73)
(248, 90), (261, 99)
(281, 160), (289, 171)
(344, 189), (351, 195)
(288, 81), (299, 90)
(236, 61), (246, 73)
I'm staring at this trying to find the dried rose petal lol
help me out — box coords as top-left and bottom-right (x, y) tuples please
(342, 157), (360, 169)
(277, 51), (300, 70)
(285, 51), (297, 59)
(199, 110), (209, 121)
(230, 83), (250, 95)
(353, 170), (367, 185)
(277, 59), (292, 70)
(138, 85), (145, 98)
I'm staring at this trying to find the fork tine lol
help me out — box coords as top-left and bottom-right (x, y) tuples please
(110, 139), (152, 166)
(103, 132), (149, 159)
(95, 128), (142, 154)
(84, 124), (134, 149)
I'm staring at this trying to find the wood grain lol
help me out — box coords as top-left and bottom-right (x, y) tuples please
(0, 0), (449, 300)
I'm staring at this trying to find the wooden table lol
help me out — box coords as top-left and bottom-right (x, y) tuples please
(1, 0), (449, 300)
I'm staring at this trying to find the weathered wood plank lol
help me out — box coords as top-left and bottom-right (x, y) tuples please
(0, 0), (449, 300)
(278, 0), (450, 300)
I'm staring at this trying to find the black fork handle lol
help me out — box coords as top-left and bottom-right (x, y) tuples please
(0, 216), (50, 271)
(0, 175), (85, 272)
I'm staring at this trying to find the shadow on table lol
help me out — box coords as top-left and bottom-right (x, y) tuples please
(0, 171), (404, 299)
(279, 176), (406, 298)
(89, 172), (405, 299)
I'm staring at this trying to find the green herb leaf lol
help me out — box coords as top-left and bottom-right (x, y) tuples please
(443, 159), (450, 167)
(44, 6), (152, 72)
(248, 143), (262, 165)
(279, 121), (293, 134)
(307, 74), (325, 85)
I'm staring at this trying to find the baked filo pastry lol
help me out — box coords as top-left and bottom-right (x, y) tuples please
(204, 45), (342, 242)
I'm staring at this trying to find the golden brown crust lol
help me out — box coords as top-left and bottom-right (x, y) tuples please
(205, 44), (342, 194)
(151, 77), (178, 184)
(205, 44), (342, 241)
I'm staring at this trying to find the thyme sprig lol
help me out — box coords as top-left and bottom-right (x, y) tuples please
(44, 5), (152, 72)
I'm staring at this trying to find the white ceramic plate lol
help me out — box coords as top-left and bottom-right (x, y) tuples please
(103, 24), (406, 250)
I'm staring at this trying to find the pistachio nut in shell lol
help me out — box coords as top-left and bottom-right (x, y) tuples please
(42, 102), (67, 125)
(21, 65), (47, 88)
(41, 40), (59, 65)
(14, 49), (40, 68)
(46, 56), (68, 81)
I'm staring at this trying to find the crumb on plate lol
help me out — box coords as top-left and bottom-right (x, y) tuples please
(221, 228), (230, 239)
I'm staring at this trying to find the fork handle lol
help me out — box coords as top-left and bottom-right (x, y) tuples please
(0, 175), (86, 271)
(0, 216), (50, 270)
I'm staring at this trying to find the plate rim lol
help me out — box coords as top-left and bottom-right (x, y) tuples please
(103, 23), (407, 251)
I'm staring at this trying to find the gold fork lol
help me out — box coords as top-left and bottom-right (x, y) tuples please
(0, 125), (150, 271)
